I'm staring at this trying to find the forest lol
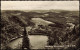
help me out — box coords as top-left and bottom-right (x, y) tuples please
(1, 10), (79, 50)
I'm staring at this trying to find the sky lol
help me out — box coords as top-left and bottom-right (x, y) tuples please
(1, 1), (79, 11)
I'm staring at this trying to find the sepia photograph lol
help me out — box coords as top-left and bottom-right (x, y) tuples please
(1, 1), (80, 50)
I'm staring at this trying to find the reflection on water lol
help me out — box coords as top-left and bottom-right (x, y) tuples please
(8, 35), (48, 49)
(29, 35), (48, 49)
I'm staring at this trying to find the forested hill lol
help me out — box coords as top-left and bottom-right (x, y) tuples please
(2, 10), (79, 25)
(1, 10), (79, 49)
(1, 10), (34, 48)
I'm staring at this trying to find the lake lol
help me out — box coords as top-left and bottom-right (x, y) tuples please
(8, 35), (48, 49)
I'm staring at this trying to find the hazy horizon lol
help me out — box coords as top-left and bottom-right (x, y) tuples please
(1, 1), (79, 11)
